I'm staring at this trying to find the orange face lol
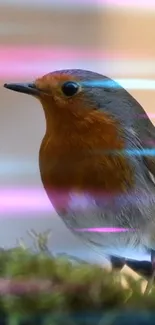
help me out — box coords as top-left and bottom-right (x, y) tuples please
(35, 72), (90, 119)
(34, 72), (118, 131)
(34, 72), (123, 151)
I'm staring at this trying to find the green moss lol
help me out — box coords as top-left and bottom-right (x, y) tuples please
(0, 246), (153, 324)
(0, 228), (154, 325)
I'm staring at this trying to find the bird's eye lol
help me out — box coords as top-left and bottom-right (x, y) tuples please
(61, 81), (79, 97)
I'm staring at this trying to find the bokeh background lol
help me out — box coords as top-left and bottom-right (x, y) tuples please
(0, 0), (155, 265)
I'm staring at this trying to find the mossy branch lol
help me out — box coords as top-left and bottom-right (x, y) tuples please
(0, 231), (153, 324)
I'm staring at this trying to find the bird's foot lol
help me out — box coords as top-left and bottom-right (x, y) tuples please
(144, 249), (155, 295)
(109, 255), (126, 271)
(144, 270), (155, 295)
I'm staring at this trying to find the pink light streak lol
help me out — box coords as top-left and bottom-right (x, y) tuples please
(0, 188), (135, 235)
(0, 46), (154, 79)
(102, 0), (155, 7)
(0, 46), (125, 79)
(0, 45), (153, 61)
(73, 227), (134, 233)
(0, 46), (113, 60)
(0, 278), (54, 295)
(2, 0), (155, 8)
(0, 188), (53, 214)
(140, 114), (155, 119)
(15, 0), (155, 8)
(144, 140), (155, 145)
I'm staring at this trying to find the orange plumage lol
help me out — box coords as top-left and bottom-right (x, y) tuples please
(36, 72), (133, 196)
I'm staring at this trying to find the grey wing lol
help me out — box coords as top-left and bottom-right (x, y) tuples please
(141, 124), (155, 183)
(102, 80), (155, 182)
(132, 101), (155, 184)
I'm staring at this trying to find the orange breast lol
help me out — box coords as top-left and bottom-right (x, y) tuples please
(39, 109), (134, 197)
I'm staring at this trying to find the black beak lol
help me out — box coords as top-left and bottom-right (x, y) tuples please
(3, 82), (40, 96)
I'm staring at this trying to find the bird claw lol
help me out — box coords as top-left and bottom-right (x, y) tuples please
(144, 249), (155, 295)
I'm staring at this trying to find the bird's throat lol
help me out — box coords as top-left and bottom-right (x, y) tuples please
(39, 109), (134, 196)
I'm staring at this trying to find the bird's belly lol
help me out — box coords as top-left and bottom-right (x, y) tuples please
(50, 191), (144, 258)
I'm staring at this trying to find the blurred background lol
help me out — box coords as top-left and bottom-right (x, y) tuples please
(0, 0), (155, 265)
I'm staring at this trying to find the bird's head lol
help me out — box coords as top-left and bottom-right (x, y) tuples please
(4, 69), (137, 193)
(4, 69), (129, 151)
(3, 69), (129, 133)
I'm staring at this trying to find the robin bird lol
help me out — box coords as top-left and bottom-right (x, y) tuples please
(4, 69), (155, 293)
